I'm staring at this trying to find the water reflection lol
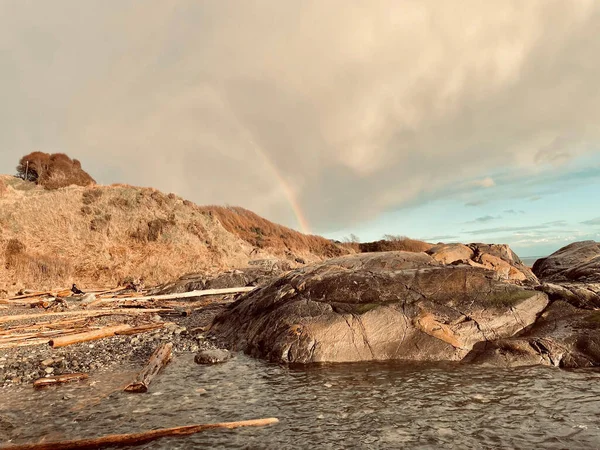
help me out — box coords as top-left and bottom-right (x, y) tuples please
(2, 355), (600, 449)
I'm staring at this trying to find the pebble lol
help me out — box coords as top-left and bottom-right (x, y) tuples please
(45, 367), (54, 374)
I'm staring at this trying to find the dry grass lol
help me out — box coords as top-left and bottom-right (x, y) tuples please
(359, 236), (433, 253)
(198, 206), (348, 259)
(0, 179), (348, 291)
(0, 178), (7, 198)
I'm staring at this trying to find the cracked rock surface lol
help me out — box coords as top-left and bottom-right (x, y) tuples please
(209, 251), (548, 364)
(464, 301), (600, 368)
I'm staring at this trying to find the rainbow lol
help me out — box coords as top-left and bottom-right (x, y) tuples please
(215, 94), (311, 234)
(243, 134), (311, 235)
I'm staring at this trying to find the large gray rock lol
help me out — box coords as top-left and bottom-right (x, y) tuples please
(209, 252), (548, 364)
(533, 241), (600, 283)
(464, 301), (600, 368)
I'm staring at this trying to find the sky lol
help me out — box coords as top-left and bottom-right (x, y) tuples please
(1, 1), (600, 257)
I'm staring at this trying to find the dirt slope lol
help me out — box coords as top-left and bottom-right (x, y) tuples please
(0, 175), (350, 292)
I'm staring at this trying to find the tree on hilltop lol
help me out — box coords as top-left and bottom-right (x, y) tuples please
(16, 152), (96, 189)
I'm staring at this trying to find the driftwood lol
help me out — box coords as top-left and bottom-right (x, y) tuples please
(2, 418), (279, 450)
(0, 308), (172, 325)
(124, 342), (172, 393)
(2, 291), (51, 301)
(33, 373), (88, 388)
(88, 287), (256, 307)
(49, 325), (132, 348)
(0, 338), (53, 349)
(0, 318), (90, 335)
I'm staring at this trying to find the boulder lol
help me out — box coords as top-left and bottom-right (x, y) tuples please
(532, 241), (600, 283)
(194, 349), (232, 364)
(427, 243), (474, 264)
(464, 301), (600, 368)
(209, 252), (548, 364)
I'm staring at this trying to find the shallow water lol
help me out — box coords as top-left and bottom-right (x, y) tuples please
(2, 354), (600, 449)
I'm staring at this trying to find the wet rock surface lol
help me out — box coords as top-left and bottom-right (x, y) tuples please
(194, 348), (232, 364)
(210, 251), (548, 364)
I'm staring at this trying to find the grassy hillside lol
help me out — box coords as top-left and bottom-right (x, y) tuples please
(0, 176), (351, 292)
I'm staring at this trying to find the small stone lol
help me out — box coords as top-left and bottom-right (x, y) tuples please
(41, 358), (54, 367)
(45, 367), (54, 374)
(194, 349), (232, 364)
(195, 388), (207, 394)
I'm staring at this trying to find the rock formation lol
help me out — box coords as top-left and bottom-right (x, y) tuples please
(532, 240), (600, 283)
(427, 243), (537, 284)
(210, 251), (548, 364)
(209, 241), (600, 369)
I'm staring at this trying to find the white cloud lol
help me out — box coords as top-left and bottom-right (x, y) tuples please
(1, 1), (600, 232)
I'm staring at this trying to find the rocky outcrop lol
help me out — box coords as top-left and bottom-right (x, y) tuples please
(533, 241), (600, 283)
(464, 301), (600, 368)
(210, 252), (548, 364)
(427, 243), (537, 284)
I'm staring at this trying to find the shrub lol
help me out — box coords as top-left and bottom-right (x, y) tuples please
(359, 236), (433, 253)
(5, 238), (26, 267)
(82, 189), (103, 205)
(16, 152), (95, 189)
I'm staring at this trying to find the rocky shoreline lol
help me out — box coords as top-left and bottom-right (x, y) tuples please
(2, 241), (600, 390)
(0, 303), (229, 388)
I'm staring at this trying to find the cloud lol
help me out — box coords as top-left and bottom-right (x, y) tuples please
(466, 220), (567, 235)
(472, 177), (496, 188)
(582, 217), (600, 225)
(421, 235), (459, 241)
(1, 1), (600, 233)
(504, 209), (525, 214)
(465, 200), (487, 207)
(466, 215), (501, 224)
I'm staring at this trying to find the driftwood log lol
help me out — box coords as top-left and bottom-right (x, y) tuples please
(0, 418), (279, 450)
(0, 308), (172, 325)
(88, 286), (256, 307)
(33, 373), (89, 388)
(124, 342), (172, 393)
(49, 325), (132, 348)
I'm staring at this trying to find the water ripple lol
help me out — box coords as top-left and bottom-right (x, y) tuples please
(1, 355), (600, 449)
